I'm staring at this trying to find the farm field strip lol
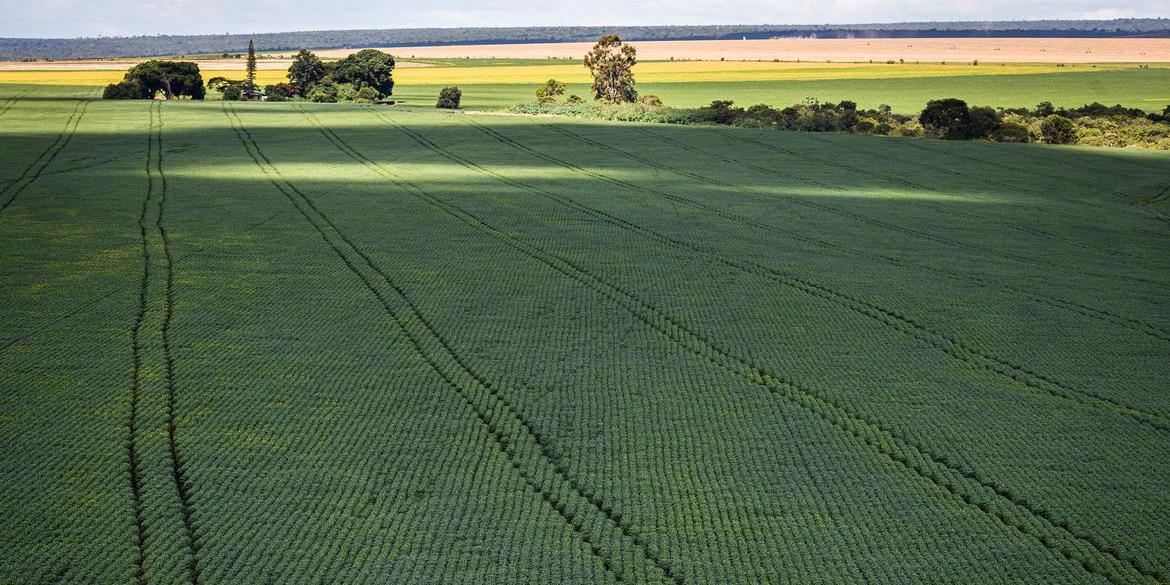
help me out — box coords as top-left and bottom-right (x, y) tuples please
(263, 106), (1162, 584)
(492, 115), (1170, 326)
(359, 108), (1170, 431)
(2, 96), (1168, 583)
(538, 120), (1170, 291)
(460, 115), (1170, 343)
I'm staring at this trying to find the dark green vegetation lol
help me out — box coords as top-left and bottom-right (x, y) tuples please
(1, 86), (1169, 583)
(4, 18), (1170, 60)
(514, 96), (1170, 148)
(102, 61), (205, 100)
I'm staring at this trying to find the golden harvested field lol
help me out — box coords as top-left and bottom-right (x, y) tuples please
(326, 37), (1170, 63)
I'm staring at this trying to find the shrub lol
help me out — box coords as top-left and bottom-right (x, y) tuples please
(102, 80), (141, 99)
(969, 106), (1002, 139)
(697, 100), (745, 125)
(307, 83), (338, 103)
(1040, 115), (1078, 144)
(919, 98), (974, 140)
(335, 83), (358, 102)
(565, 95), (584, 104)
(264, 82), (300, 102)
(1034, 101), (1056, 116)
(638, 95), (663, 107)
(991, 122), (1031, 143)
(437, 86), (462, 109)
(354, 86), (380, 103)
(536, 79), (566, 103)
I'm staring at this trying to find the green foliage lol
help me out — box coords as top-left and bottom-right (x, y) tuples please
(536, 79), (566, 103)
(335, 82), (358, 102)
(1040, 114), (1078, 144)
(332, 49), (396, 96)
(102, 80), (141, 99)
(991, 121), (1032, 143)
(208, 76), (246, 101)
(354, 86), (381, 104)
(969, 106), (1002, 139)
(104, 60), (205, 99)
(638, 94), (663, 107)
(436, 86), (462, 109)
(920, 98), (975, 140)
(287, 49), (326, 92)
(264, 82), (300, 102)
(585, 34), (637, 103)
(307, 81), (338, 103)
(246, 39), (257, 95)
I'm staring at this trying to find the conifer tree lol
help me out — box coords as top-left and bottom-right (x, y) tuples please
(245, 39), (257, 95)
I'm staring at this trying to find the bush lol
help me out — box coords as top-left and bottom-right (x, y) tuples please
(1040, 115), (1078, 144)
(102, 80), (141, 99)
(969, 106), (1002, 139)
(697, 100), (745, 125)
(307, 83), (338, 103)
(991, 122), (1031, 143)
(354, 86), (380, 103)
(335, 83), (358, 102)
(919, 98), (974, 140)
(437, 86), (462, 109)
(536, 79), (566, 103)
(1034, 101), (1056, 116)
(264, 82), (300, 102)
(565, 95), (584, 104)
(638, 95), (663, 107)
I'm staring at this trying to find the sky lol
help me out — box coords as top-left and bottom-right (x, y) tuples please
(3, 0), (1168, 38)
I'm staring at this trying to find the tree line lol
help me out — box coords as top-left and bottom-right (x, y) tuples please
(6, 19), (1170, 60)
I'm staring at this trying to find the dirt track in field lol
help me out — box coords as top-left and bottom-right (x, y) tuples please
(320, 38), (1170, 63)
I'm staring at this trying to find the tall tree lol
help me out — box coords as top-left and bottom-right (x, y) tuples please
(287, 49), (326, 92)
(331, 49), (396, 96)
(584, 35), (637, 103)
(245, 39), (257, 95)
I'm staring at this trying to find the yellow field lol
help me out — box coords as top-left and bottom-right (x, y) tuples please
(0, 61), (1132, 88)
(0, 69), (288, 86)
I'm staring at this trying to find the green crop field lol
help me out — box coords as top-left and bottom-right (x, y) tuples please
(1, 85), (1169, 584)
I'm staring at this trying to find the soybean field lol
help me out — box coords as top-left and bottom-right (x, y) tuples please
(1, 86), (1169, 584)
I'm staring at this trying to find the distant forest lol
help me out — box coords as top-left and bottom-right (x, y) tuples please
(3, 19), (1170, 60)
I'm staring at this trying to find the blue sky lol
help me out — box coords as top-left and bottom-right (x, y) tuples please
(3, 0), (1167, 38)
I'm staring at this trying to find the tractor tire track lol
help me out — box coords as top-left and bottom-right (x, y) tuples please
(0, 89), (31, 118)
(442, 114), (1170, 427)
(227, 103), (679, 585)
(126, 101), (156, 585)
(308, 107), (1158, 585)
(153, 103), (201, 585)
(0, 99), (89, 215)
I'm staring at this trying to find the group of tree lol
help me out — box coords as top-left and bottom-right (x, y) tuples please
(210, 46), (396, 103)
(917, 98), (1170, 145)
(103, 60), (205, 99)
